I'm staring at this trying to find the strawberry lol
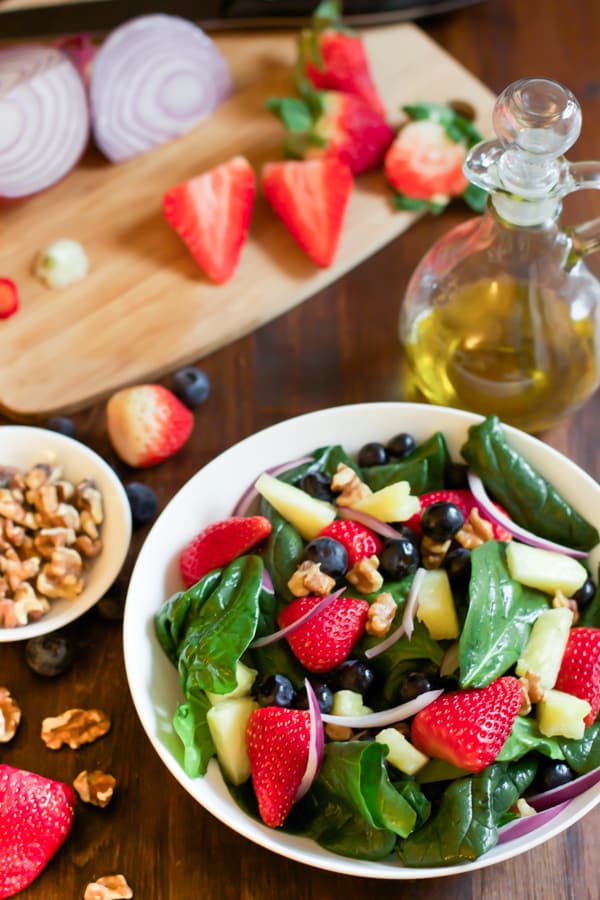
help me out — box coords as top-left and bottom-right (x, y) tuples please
(0, 278), (18, 320)
(405, 489), (512, 542)
(278, 594), (369, 672)
(179, 515), (272, 588)
(411, 676), (523, 773)
(384, 119), (469, 204)
(262, 159), (353, 268)
(163, 156), (255, 284)
(246, 706), (311, 827)
(0, 764), (75, 899)
(298, 0), (386, 117)
(267, 90), (394, 176)
(554, 627), (600, 726)
(106, 383), (193, 468)
(319, 519), (382, 567)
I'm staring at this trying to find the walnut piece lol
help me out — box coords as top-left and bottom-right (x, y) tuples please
(511, 797), (537, 818)
(37, 546), (84, 600)
(365, 591), (397, 637)
(41, 708), (111, 750)
(552, 590), (579, 624)
(331, 464), (372, 507)
(325, 723), (354, 742)
(519, 671), (546, 710)
(83, 875), (133, 900)
(454, 507), (495, 550)
(73, 769), (116, 807)
(0, 687), (21, 742)
(287, 560), (335, 597)
(421, 535), (451, 569)
(346, 555), (383, 593)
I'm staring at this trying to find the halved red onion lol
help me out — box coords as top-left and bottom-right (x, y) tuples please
(320, 689), (443, 729)
(467, 472), (587, 558)
(57, 34), (96, 85)
(0, 45), (90, 198)
(364, 568), (425, 660)
(337, 506), (407, 541)
(89, 14), (233, 163)
(527, 764), (600, 812)
(295, 679), (324, 801)
(231, 456), (313, 517)
(497, 800), (571, 844)
(249, 588), (344, 649)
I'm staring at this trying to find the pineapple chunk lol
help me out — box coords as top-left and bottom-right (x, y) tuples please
(506, 542), (587, 596)
(206, 697), (258, 785)
(536, 689), (591, 740)
(352, 481), (420, 523)
(416, 569), (460, 640)
(516, 608), (573, 689)
(331, 690), (373, 717)
(206, 660), (257, 705)
(375, 728), (429, 775)
(255, 472), (335, 540)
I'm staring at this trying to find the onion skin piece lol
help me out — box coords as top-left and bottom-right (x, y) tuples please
(295, 679), (324, 801)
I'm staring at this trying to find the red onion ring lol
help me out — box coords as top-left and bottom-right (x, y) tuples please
(89, 14), (233, 163)
(295, 679), (324, 801)
(0, 45), (90, 198)
(467, 472), (588, 559)
(364, 568), (425, 660)
(320, 689), (443, 729)
(249, 588), (345, 649)
(497, 800), (571, 844)
(231, 457), (313, 517)
(527, 764), (600, 812)
(337, 506), (408, 541)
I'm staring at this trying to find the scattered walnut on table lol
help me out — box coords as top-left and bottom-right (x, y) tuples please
(287, 560), (335, 597)
(41, 708), (111, 750)
(83, 874), (133, 900)
(346, 555), (383, 593)
(73, 769), (117, 807)
(0, 687), (21, 743)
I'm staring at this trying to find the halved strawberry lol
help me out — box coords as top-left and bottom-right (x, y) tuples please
(0, 278), (18, 320)
(262, 158), (353, 268)
(278, 593), (368, 672)
(405, 489), (512, 542)
(554, 627), (600, 726)
(319, 519), (382, 567)
(163, 156), (255, 284)
(246, 706), (311, 827)
(384, 120), (468, 204)
(0, 764), (75, 899)
(411, 676), (523, 773)
(179, 515), (272, 588)
(106, 384), (193, 468)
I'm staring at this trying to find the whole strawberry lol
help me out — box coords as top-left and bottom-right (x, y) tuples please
(246, 707), (311, 827)
(0, 764), (75, 899)
(411, 676), (523, 773)
(106, 384), (193, 468)
(278, 594), (368, 672)
(318, 519), (382, 567)
(179, 516), (272, 588)
(554, 627), (600, 726)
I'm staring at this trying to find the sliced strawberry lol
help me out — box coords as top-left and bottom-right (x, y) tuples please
(246, 706), (311, 827)
(163, 156), (255, 284)
(0, 278), (19, 320)
(278, 594), (368, 672)
(405, 489), (512, 542)
(262, 158), (353, 268)
(0, 764), (75, 899)
(106, 384), (193, 468)
(384, 120), (468, 203)
(411, 676), (523, 773)
(319, 519), (382, 567)
(179, 515), (272, 588)
(554, 627), (600, 726)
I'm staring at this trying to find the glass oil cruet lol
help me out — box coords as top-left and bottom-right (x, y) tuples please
(399, 77), (600, 433)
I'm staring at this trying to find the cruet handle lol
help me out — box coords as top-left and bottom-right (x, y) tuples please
(565, 162), (600, 260)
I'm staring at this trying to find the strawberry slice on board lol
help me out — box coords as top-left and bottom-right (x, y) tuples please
(179, 515), (272, 588)
(278, 593), (369, 673)
(261, 158), (353, 268)
(405, 488), (512, 542)
(411, 676), (523, 773)
(554, 627), (600, 726)
(0, 764), (75, 899)
(0, 278), (19, 320)
(163, 155), (256, 284)
(106, 384), (194, 468)
(319, 519), (382, 567)
(246, 706), (311, 828)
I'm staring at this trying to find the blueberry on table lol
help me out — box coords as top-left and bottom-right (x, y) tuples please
(379, 537), (420, 579)
(125, 482), (158, 527)
(25, 633), (73, 677)
(294, 681), (334, 714)
(171, 367), (211, 408)
(357, 442), (388, 467)
(573, 576), (596, 610)
(300, 471), (335, 502)
(386, 432), (416, 459)
(421, 501), (464, 541)
(534, 760), (575, 792)
(331, 659), (374, 695)
(253, 673), (295, 708)
(302, 536), (348, 578)
(46, 416), (76, 438)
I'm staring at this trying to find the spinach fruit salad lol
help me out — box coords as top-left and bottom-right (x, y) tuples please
(154, 414), (600, 868)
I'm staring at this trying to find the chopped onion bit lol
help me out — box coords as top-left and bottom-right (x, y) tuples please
(34, 239), (89, 289)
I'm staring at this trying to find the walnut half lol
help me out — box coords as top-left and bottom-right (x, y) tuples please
(83, 875), (133, 900)
(73, 769), (116, 807)
(0, 687), (21, 743)
(41, 708), (111, 750)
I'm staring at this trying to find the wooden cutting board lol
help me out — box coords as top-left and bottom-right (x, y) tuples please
(0, 25), (494, 420)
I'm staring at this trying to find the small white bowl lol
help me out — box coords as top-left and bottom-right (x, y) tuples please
(123, 402), (600, 879)
(0, 425), (132, 642)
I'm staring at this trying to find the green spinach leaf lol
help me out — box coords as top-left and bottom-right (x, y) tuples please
(172, 696), (215, 778)
(259, 499), (304, 602)
(497, 716), (565, 762)
(363, 432), (450, 494)
(154, 569), (224, 665)
(559, 722), (600, 774)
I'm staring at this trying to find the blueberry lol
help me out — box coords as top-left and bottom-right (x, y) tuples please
(445, 462), (469, 489)
(253, 673), (295, 708)
(46, 416), (76, 438)
(331, 659), (374, 695)
(573, 576), (596, 610)
(358, 442), (388, 467)
(443, 545), (472, 583)
(387, 433), (416, 459)
(125, 482), (158, 527)
(534, 760), (575, 793)
(171, 367), (210, 408)
(397, 671), (436, 703)
(294, 681), (334, 714)
(389, 524), (420, 543)
(302, 537), (348, 578)
(25, 633), (73, 677)
(96, 592), (126, 621)
(421, 502), (464, 541)
(300, 471), (334, 502)
(379, 538), (420, 579)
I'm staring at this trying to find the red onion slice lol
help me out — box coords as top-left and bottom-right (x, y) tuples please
(295, 679), (324, 801)
(249, 588), (345, 649)
(527, 764), (600, 812)
(337, 506), (408, 541)
(261, 569), (274, 594)
(467, 472), (588, 559)
(231, 457), (313, 517)
(497, 800), (571, 844)
(0, 45), (90, 198)
(89, 14), (233, 163)
(364, 568), (425, 660)
(320, 689), (443, 729)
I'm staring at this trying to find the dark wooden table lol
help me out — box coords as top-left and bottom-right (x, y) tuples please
(2, 0), (600, 896)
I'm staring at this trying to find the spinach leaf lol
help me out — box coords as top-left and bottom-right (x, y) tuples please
(394, 780), (431, 829)
(278, 444), (360, 486)
(363, 432), (450, 494)
(497, 716), (565, 762)
(459, 542), (548, 688)
(416, 759), (471, 784)
(460, 415), (599, 552)
(259, 499), (304, 602)
(578, 564), (600, 628)
(172, 696), (215, 778)
(558, 722), (600, 774)
(154, 569), (223, 665)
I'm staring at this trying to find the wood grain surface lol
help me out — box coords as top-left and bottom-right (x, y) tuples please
(1, 0), (600, 898)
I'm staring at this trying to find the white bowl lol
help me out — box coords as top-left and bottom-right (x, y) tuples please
(0, 425), (132, 642)
(123, 402), (600, 879)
